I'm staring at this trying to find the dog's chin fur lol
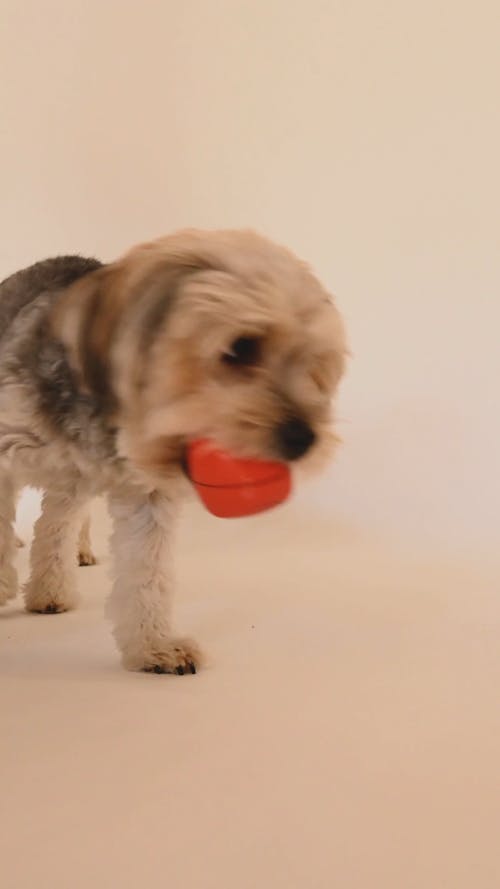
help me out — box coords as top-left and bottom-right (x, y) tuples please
(0, 229), (347, 673)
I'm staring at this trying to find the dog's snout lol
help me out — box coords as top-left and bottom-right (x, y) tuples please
(277, 418), (316, 461)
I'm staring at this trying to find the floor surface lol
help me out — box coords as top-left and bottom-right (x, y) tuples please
(2, 499), (499, 888)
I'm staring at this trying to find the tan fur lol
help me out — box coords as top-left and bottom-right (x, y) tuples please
(1, 229), (346, 673)
(54, 229), (346, 479)
(78, 514), (97, 566)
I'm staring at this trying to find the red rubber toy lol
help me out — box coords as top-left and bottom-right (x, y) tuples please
(187, 439), (291, 518)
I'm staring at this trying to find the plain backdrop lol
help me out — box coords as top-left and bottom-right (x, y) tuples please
(1, 0), (498, 552)
(1, 3), (499, 888)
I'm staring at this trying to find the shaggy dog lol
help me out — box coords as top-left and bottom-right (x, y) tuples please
(0, 230), (346, 673)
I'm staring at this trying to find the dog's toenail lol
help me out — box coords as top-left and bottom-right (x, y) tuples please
(188, 663), (196, 674)
(152, 665), (164, 674)
(175, 665), (185, 675)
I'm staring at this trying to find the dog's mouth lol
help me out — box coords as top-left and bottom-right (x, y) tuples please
(149, 416), (321, 482)
(179, 447), (190, 478)
(178, 430), (316, 475)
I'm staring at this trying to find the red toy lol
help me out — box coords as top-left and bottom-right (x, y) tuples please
(186, 439), (291, 518)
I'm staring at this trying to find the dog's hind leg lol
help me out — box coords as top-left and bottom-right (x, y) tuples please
(78, 512), (97, 566)
(24, 487), (89, 614)
(8, 485), (25, 548)
(0, 474), (18, 605)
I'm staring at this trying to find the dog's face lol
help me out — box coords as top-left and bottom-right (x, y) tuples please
(53, 230), (347, 480)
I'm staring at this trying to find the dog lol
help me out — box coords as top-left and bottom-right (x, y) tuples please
(0, 229), (346, 673)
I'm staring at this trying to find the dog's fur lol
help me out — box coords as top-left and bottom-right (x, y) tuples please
(0, 230), (346, 673)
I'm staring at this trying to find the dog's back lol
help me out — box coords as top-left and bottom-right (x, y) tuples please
(0, 256), (102, 350)
(0, 253), (110, 481)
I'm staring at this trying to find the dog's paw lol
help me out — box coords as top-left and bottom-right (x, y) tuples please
(24, 581), (78, 614)
(126, 637), (203, 675)
(15, 534), (25, 548)
(29, 602), (70, 614)
(78, 548), (97, 567)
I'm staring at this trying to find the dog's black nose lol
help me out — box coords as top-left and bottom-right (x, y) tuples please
(277, 418), (316, 461)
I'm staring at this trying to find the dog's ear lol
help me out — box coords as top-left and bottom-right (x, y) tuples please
(51, 262), (131, 411)
(51, 236), (216, 411)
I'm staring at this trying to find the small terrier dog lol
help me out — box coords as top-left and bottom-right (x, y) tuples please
(0, 230), (346, 673)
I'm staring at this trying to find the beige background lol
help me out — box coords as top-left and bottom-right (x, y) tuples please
(2, 0), (499, 548)
(1, 2), (499, 887)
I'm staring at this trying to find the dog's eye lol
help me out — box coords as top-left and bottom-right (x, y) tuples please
(222, 336), (262, 368)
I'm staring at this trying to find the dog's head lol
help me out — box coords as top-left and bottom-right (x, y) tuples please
(53, 230), (347, 480)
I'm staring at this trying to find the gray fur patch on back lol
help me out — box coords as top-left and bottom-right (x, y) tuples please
(0, 255), (120, 459)
(0, 256), (102, 344)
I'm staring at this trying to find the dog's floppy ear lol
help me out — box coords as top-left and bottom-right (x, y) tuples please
(51, 262), (131, 411)
(51, 235), (217, 411)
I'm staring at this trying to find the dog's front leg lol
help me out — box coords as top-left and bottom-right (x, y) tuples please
(107, 489), (202, 674)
